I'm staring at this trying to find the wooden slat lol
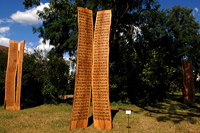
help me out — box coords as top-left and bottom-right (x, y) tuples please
(181, 59), (195, 103)
(92, 10), (112, 129)
(5, 40), (18, 110)
(70, 7), (112, 130)
(15, 40), (25, 110)
(70, 7), (93, 130)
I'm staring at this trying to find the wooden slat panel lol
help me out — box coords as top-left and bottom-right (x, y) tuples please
(92, 10), (112, 129)
(181, 59), (195, 103)
(5, 40), (18, 110)
(70, 7), (93, 130)
(15, 40), (25, 110)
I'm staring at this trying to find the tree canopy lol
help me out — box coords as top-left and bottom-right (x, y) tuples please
(22, 0), (200, 105)
(23, 0), (157, 56)
(0, 49), (7, 105)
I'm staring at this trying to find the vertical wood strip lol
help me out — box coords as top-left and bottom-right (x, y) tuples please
(92, 10), (112, 129)
(181, 59), (195, 103)
(70, 7), (93, 130)
(5, 40), (18, 110)
(15, 40), (25, 110)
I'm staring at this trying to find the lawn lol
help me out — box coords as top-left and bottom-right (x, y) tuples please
(0, 95), (200, 133)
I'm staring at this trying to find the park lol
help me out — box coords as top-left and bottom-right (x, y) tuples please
(0, 95), (200, 132)
(1, 0), (200, 132)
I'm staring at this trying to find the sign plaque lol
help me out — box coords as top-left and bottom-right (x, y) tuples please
(126, 110), (131, 115)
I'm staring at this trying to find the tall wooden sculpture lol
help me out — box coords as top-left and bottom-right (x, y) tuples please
(5, 40), (25, 110)
(70, 7), (112, 130)
(92, 9), (112, 129)
(70, 7), (93, 129)
(181, 59), (195, 103)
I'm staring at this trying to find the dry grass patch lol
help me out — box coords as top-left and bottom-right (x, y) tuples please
(0, 96), (200, 133)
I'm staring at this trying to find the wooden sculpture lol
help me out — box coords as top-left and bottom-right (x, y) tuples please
(181, 59), (195, 103)
(70, 7), (112, 130)
(5, 40), (25, 110)
(92, 9), (112, 129)
(70, 7), (93, 129)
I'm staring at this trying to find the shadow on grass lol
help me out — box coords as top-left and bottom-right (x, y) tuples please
(88, 115), (93, 126)
(137, 95), (200, 124)
(88, 109), (119, 126)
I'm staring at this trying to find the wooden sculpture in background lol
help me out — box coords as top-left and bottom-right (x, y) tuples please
(4, 40), (25, 110)
(70, 7), (112, 130)
(181, 59), (195, 103)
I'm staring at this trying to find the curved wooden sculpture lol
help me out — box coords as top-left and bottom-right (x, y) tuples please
(5, 40), (25, 110)
(70, 7), (112, 130)
(181, 59), (195, 103)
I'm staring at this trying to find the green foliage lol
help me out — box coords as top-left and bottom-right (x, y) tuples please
(110, 101), (128, 106)
(109, 4), (200, 105)
(22, 1), (200, 105)
(140, 6), (200, 103)
(33, 0), (78, 57)
(117, 5), (200, 105)
(0, 46), (73, 107)
(21, 52), (44, 108)
(0, 50), (7, 105)
(21, 50), (72, 108)
(23, 0), (40, 9)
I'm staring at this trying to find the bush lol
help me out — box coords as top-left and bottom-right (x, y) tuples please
(0, 49), (7, 105)
(21, 50), (72, 108)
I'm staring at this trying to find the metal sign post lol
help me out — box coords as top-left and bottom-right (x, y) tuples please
(126, 110), (131, 133)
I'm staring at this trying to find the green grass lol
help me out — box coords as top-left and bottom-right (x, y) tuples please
(0, 96), (200, 133)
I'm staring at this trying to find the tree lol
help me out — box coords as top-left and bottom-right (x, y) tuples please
(140, 5), (200, 87)
(21, 49), (72, 108)
(41, 50), (71, 103)
(23, 0), (157, 56)
(21, 52), (44, 108)
(23, 0), (159, 104)
(23, 1), (200, 105)
(0, 49), (7, 105)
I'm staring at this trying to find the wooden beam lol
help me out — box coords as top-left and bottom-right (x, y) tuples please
(15, 40), (25, 110)
(5, 40), (18, 109)
(181, 59), (195, 103)
(92, 9), (112, 130)
(70, 7), (93, 130)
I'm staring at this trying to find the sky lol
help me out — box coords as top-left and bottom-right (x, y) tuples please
(159, 0), (200, 22)
(0, 0), (52, 52)
(0, 0), (200, 52)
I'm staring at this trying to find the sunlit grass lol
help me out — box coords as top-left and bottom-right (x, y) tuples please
(0, 96), (200, 133)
